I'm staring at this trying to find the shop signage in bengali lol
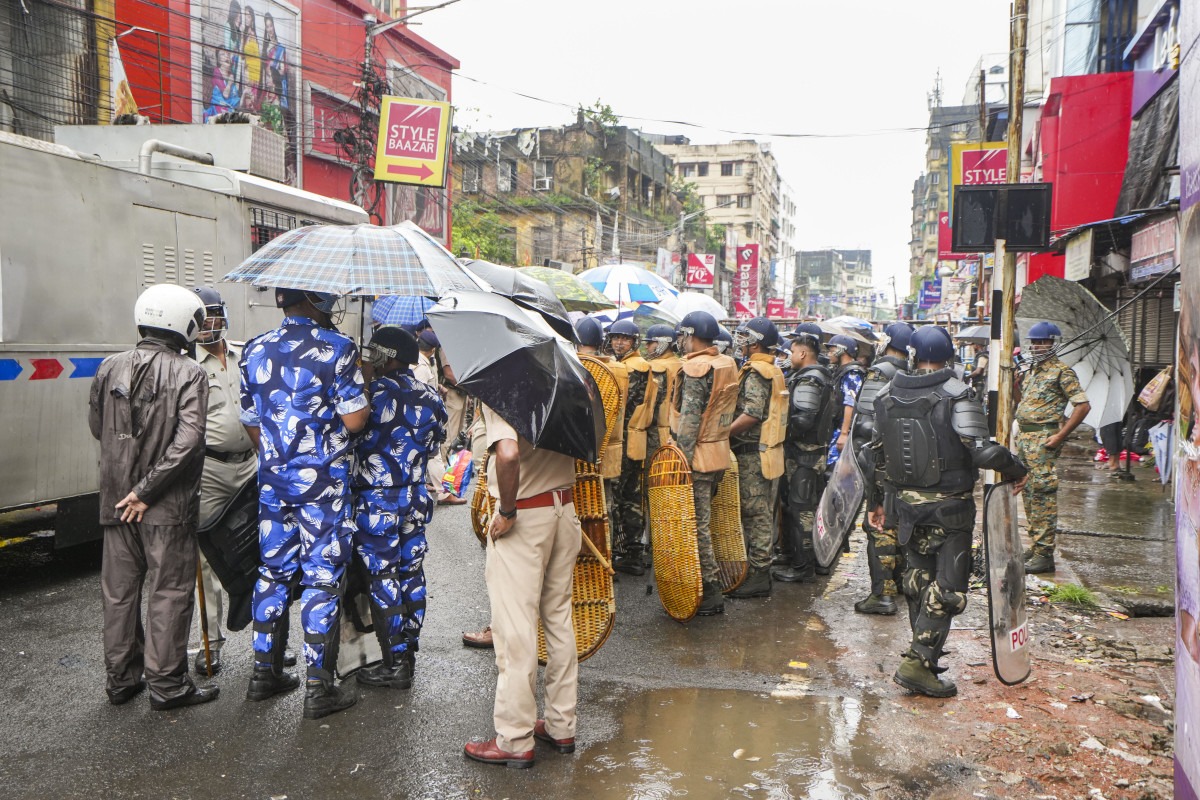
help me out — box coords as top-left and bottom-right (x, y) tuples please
(1130, 216), (1178, 281)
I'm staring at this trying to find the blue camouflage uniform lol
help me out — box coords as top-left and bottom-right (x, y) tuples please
(240, 315), (367, 680)
(353, 370), (446, 657)
(828, 367), (865, 465)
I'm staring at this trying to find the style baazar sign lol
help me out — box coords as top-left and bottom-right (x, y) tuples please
(374, 96), (451, 187)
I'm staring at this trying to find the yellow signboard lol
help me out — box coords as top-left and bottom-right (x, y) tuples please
(374, 95), (451, 187)
(950, 141), (1007, 188)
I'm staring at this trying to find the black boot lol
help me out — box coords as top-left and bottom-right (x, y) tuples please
(247, 616), (301, 701)
(303, 679), (357, 719)
(696, 581), (725, 616)
(357, 649), (415, 690)
(613, 551), (645, 576)
(727, 567), (771, 598)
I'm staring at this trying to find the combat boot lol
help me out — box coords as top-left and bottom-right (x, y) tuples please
(247, 619), (300, 701)
(696, 581), (725, 616)
(727, 567), (771, 599)
(357, 650), (415, 690)
(613, 553), (646, 576)
(771, 564), (815, 583)
(893, 655), (957, 698)
(303, 679), (357, 719)
(1024, 552), (1056, 574)
(854, 593), (897, 615)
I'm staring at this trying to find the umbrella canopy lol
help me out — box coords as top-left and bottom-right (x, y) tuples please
(462, 260), (575, 341)
(1016, 276), (1134, 429)
(427, 292), (605, 462)
(825, 315), (874, 331)
(659, 291), (730, 321)
(589, 304), (681, 337)
(817, 320), (874, 345)
(578, 263), (679, 306)
(519, 266), (617, 313)
(955, 324), (991, 343)
(371, 295), (434, 328)
(223, 220), (488, 297)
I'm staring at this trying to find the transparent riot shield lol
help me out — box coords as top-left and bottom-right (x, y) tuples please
(983, 481), (1032, 685)
(814, 432), (865, 569)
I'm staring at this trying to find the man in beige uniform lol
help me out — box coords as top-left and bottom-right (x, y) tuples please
(464, 405), (581, 769)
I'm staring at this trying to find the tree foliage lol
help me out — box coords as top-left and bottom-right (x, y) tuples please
(451, 198), (517, 264)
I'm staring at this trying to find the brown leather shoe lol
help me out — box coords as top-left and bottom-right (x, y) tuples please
(438, 494), (468, 506)
(463, 737), (534, 769)
(462, 625), (494, 649)
(534, 719), (575, 754)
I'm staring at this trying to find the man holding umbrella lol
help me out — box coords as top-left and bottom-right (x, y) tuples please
(1014, 321), (1091, 575)
(240, 288), (369, 719)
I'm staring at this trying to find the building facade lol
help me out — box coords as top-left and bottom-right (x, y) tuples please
(796, 249), (875, 320)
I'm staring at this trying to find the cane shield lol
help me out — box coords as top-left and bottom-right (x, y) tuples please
(983, 481), (1032, 685)
(712, 454), (748, 593)
(814, 433), (865, 569)
(646, 444), (703, 621)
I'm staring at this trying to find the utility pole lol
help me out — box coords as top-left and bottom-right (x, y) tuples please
(977, 67), (988, 324)
(993, 0), (1028, 450)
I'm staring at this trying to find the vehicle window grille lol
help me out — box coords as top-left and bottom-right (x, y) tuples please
(251, 207), (300, 251)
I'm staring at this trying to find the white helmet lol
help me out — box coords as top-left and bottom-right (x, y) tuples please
(135, 284), (206, 343)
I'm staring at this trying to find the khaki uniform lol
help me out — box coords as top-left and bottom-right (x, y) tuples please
(482, 406), (581, 755)
(731, 354), (787, 570)
(1014, 357), (1088, 556)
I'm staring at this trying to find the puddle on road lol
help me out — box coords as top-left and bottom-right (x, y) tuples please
(575, 687), (896, 799)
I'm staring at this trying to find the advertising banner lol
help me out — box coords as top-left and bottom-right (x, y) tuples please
(765, 298), (785, 318)
(735, 244), (760, 319)
(374, 96), (451, 187)
(951, 142), (1008, 187)
(724, 227), (739, 273)
(938, 211), (966, 261)
(918, 279), (942, 309)
(1130, 217), (1178, 281)
(1064, 229), (1094, 281)
(656, 247), (680, 281)
(685, 253), (716, 288)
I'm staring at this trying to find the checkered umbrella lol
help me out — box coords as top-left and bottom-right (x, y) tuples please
(223, 221), (488, 297)
(371, 295), (434, 328)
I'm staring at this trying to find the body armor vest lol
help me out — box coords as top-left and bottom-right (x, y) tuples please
(876, 368), (977, 494)
(595, 355), (628, 478)
(853, 355), (907, 442)
(787, 364), (834, 449)
(673, 349), (739, 474)
(739, 355), (788, 479)
(650, 355), (683, 450)
(621, 353), (658, 461)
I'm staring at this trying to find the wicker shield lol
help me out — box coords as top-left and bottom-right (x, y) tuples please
(711, 454), (748, 593)
(646, 444), (702, 621)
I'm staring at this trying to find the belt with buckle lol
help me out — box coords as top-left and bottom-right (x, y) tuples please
(514, 488), (573, 510)
(205, 448), (254, 463)
(1017, 421), (1060, 433)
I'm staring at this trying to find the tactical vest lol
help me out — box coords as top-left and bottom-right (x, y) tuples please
(674, 349), (739, 473)
(853, 355), (908, 442)
(738, 354), (788, 479)
(787, 364), (835, 449)
(876, 368), (977, 494)
(621, 353), (658, 461)
(596, 355), (628, 478)
(650, 355), (683, 450)
(827, 361), (865, 435)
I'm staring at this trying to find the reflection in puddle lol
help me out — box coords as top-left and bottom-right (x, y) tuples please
(581, 687), (884, 799)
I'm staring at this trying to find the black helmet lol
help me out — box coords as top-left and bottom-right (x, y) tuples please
(882, 322), (914, 353)
(574, 316), (604, 348)
(678, 310), (720, 342)
(193, 286), (228, 344)
(736, 316), (780, 349)
(275, 287), (341, 317)
(826, 334), (859, 359)
(365, 325), (419, 368)
(910, 325), (955, 363)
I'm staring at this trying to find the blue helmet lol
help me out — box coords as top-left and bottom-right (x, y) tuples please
(826, 334), (858, 359)
(736, 316), (780, 349)
(714, 325), (733, 354)
(1028, 321), (1062, 341)
(275, 287), (337, 312)
(575, 316), (604, 348)
(910, 325), (955, 363)
(882, 322), (914, 353)
(607, 318), (640, 338)
(678, 310), (720, 342)
(645, 323), (676, 343)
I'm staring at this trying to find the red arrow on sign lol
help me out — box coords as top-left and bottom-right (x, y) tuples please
(387, 163), (435, 181)
(30, 358), (63, 380)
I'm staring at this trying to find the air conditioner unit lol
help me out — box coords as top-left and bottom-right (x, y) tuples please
(534, 177), (553, 191)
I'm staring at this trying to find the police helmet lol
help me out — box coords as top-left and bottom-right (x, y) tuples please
(1028, 321), (1062, 341)
(135, 284), (206, 345)
(714, 325), (734, 354)
(677, 311), (720, 342)
(193, 286), (228, 344)
(607, 318), (640, 340)
(826, 334), (858, 359)
(882, 322), (914, 353)
(365, 325), (419, 370)
(910, 325), (955, 364)
(574, 316), (604, 348)
(645, 323), (676, 343)
(735, 316), (780, 349)
(275, 287), (342, 322)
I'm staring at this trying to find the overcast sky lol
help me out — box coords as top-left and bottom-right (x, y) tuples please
(420, 0), (1011, 296)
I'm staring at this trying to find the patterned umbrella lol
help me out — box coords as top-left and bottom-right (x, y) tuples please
(519, 266), (617, 313)
(659, 291), (729, 321)
(371, 295), (434, 328)
(223, 221), (488, 297)
(1016, 276), (1134, 429)
(589, 304), (680, 337)
(578, 264), (678, 306)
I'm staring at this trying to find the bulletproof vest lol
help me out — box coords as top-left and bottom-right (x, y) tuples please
(738, 354), (788, 480)
(824, 361), (865, 437)
(650, 355), (683, 450)
(787, 364), (834, 448)
(674, 349), (739, 474)
(621, 353), (658, 461)
(593, 354), (628, 479)
(877, 367), (976, 494)
(853, 355), (908, 442)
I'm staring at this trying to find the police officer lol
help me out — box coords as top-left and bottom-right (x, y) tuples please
(714, 325), (735, 361)
(606, 319), (658, 576)
(644, 324), (682, 458)
(240, 288), (369, 719)
(574, 316), (604, 357)
(851, 322), (914, 616)
(726, 317), (787, 599)
(576, 317), (628, 561)
(1014, 321), (1091, 574)
(826, 334), (865, 467)
(672, 311), (740, 616)
(354, 326), (446, 690)
(772, 324), (834, 583)
(866, 326), (1027, 697)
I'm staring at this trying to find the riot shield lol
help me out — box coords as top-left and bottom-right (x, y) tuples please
(712, 454), (748, 593)
(646, 444), (703, 621)
(196, 477), (261, 631)
(336, 565), (383, 679)
(983, 481), (1031, 685)
(814, 432), (865, 569)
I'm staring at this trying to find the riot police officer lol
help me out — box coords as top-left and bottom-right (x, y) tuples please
(866, 326), (1027, 697)
(644, 324), (682, 458)
(826, 334), (865, 467)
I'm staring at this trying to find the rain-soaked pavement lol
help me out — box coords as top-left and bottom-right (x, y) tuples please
(0, 444), (1175, 799)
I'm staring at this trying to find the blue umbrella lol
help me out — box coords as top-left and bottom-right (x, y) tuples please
(371, 295), (435, 328)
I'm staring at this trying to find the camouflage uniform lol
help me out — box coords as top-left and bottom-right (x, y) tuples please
(612, 363), (654, 560)
(1013, 357), (1088, 556)
(731, 368), (775, 570)
(676, 370), (721, 585)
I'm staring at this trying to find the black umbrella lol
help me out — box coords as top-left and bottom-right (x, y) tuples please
(427, 292), (605, 462)
(462, 259), (577, 342)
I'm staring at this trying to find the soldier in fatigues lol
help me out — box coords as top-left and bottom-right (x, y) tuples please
(866, 327), (1027, 697)
(672, 311), (739, 616)
(773, 324), (834, 583)
(851, 322), (914, 616)
(726, 317), (787, 599)
(576, 318), (629, 558)
(606, 319), (658, 575)
(644, 324), (682, 458)
(1013, 321), (1091, 574)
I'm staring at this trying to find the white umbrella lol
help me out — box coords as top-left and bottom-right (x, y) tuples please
(578, 263), (678, 306)
(1016, 276), (1134, 429)
(659, 291), (729, 321)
